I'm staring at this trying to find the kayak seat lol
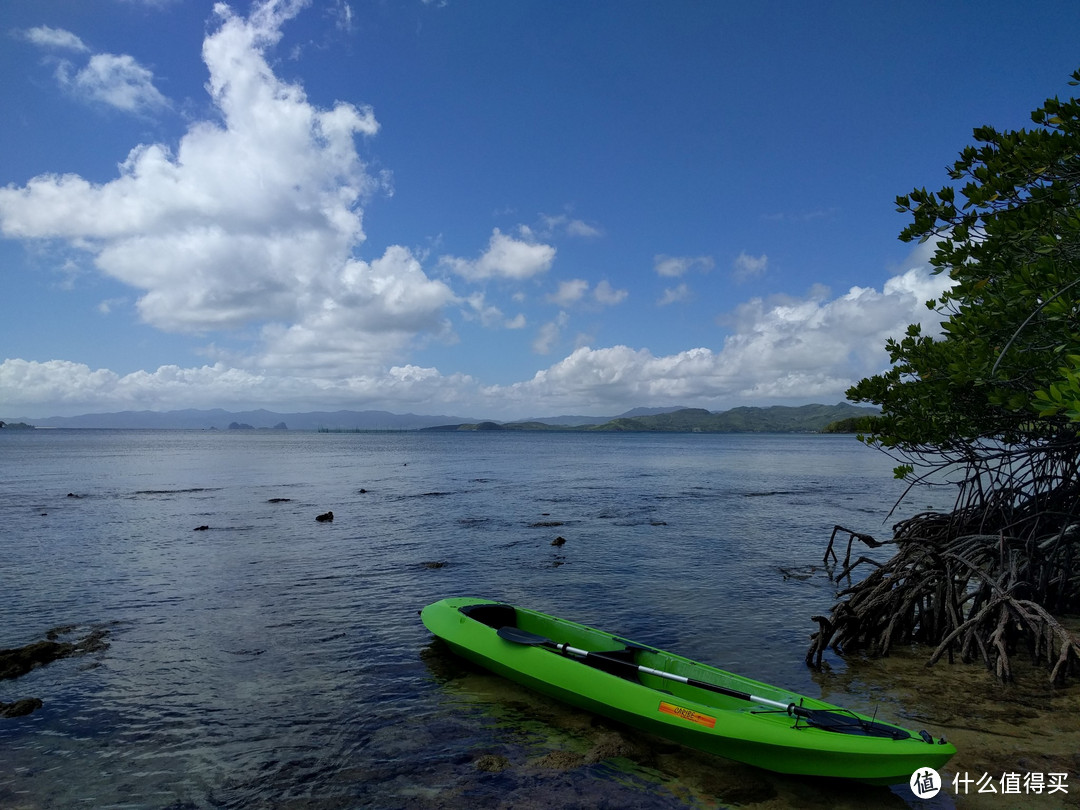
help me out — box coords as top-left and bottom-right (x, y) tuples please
(460, 602), (518, 629)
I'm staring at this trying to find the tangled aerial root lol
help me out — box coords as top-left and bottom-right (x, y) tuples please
(807, 475), (1080, 683)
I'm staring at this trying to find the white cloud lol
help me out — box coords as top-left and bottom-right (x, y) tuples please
(732, 251), (768, 281)
(58, 53), (170, 112)
(547, 279), (627, 308)
(539, 213), (603, 238)
(254, 245), (456, 372)
(0, 357), (476, 415)
(491, 265), (955, 413)
(24, 26), (89, 52)
(654, 254), (714, 277)
(0, 1), (454, 379)
(532, 311), (568, 355)
(440, 228), (556, 281)
(463, 291), (525, 329)
(657, 283), (690, 306)
(593, 280), (627, 306)
(24, 25), (167, 113)
(97, 297), (128, 315)
(0, 265), (955, 418)
(548, 279), (589, 306)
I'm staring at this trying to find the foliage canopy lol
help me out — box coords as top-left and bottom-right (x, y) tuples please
(849, 69), (1080, 477)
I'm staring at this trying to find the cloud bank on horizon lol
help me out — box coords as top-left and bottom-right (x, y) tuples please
(1, 1), (1073, 419)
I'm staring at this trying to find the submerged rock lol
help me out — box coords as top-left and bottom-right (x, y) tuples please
(474, 754), (510, 772)
(0, 628), (110, 681)
(532, 750), (585, 770)
(0, 698), (43, 718)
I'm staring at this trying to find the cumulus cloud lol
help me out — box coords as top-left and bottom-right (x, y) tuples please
(532, 311), (569, 355)
(57, 53), (169, 111)
(657, 283), (690, 306)
(23, 26), (89, 52)
(440, 227), (556, 281)
(548, 279), (589, 306)
(489, 265), (955, 414)
(0, 265), (955, 418)
(538, 213), (603, 238)
(463, 292), (525, 329)
(593, 280), (628, 306)
(654, 254), (714, 277)
(732, 251), (768, 281)
(23, 25), (167, 112)
(0, 1), (455, 379)
(547, 279), (627, 307)
(0, 357), (476, 414)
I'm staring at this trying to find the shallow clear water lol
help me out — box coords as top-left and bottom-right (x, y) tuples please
(0, 430), (959, 808)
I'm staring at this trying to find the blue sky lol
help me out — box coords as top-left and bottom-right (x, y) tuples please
(2, 0), (1078, 420)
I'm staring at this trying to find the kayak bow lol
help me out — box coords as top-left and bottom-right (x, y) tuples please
(421, 597), (956, 785)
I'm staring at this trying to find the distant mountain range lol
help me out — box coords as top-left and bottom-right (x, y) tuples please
(429, 403), (877, 433)
(1, 408), (477, 431)
(2, 403), (878, 433)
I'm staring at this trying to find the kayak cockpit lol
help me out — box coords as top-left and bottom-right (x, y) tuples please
(459, 601), (645, 680)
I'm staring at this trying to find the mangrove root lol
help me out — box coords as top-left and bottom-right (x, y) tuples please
(809, 464), (1080, 683)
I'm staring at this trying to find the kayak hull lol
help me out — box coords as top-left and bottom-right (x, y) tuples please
(421, 597), (956, 785)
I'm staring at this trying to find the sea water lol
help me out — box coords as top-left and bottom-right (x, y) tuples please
(0, 430), (958, 808)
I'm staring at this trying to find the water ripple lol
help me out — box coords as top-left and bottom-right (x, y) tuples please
(0, 430), (955, 808)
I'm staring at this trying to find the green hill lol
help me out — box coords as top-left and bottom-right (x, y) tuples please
(586, 404), (878, 433)
(442, 404), (879, 433)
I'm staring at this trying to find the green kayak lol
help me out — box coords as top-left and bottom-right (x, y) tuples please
(421, 597), (956, 785)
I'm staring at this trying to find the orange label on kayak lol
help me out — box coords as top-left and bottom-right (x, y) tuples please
(658, 701), (716, 728)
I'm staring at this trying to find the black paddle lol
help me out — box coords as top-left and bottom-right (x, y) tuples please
(496, 626), (917, 741)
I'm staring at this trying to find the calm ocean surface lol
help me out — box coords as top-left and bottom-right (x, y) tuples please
(0, 430), (959, 809)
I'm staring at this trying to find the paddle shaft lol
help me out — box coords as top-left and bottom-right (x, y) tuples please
(493, 625), (921, 741)
(547, 639), (807, 718)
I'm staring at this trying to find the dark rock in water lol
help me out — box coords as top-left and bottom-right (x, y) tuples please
(0, 628), (110, 681)
(0, 698), (43, 718)
(358, 488), (368, 494)
(0, 641), (69, 680)
(316, 511), (334, 522)
(551, 536), (567, 547)
(66, 493), (82, 498)
(423, 561), (447, 569)
(193, 525), (210, 531)
(267, 498), (291, 503)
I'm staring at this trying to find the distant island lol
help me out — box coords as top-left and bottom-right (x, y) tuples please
(0, 404), (878, 433)
(426, 403), (877, 433)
